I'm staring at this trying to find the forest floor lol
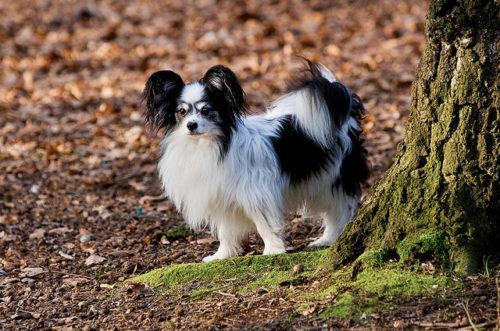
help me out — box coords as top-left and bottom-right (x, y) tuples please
(1, 0), (498, 329)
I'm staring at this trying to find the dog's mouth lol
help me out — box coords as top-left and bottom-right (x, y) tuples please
(187, 131), (205, 136)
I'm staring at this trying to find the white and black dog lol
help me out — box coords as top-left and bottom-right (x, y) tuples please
(144, 61), (368, 262)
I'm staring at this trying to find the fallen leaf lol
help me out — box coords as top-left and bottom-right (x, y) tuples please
(128, 180), (147, 192)
(48, 227), (73, 235)
(85, 254), (106, 266)
(0, 231), (18, 242)
(196, 238), (216, 245)
(0, 215), (18, 225)
(63, 242), (75, 249)
(99, 283), (114, 289)
(292, 264), (303, 275)
(139, 195), (167, 205)
(300, 305), (316, 316)
(29, 228), (46, 239)
(29, 184), (40, 194)
(393, 320), (404, 328)
(92, 206), (112, 219)
(58, 251), (74, 260)
(63, 277), (90, 287)
(80, 243), (96, 254)
(1, 277), (19, 285)
(20, 267), (45, 277)
(11, 311), (33, 320)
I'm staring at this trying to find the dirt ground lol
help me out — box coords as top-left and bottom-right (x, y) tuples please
(1, 0), (498, 329)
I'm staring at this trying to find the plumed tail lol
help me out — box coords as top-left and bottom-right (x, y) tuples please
(302, 61), (369, 197)
(270, 61), (353, 147)
(272, 60), (369, 196)
(336, 92), (369, 197)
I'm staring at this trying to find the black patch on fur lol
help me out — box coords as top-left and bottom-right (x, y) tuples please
(201, 65), (247, 158)
(143, 70), (184, 133)
(271, 115), (333, 185)
(334, 93), (370, 197)
(214, 119), (234, 161)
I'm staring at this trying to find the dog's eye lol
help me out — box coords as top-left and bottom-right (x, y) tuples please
(200, 107), (210, 116)
(177, 108), (187, 116)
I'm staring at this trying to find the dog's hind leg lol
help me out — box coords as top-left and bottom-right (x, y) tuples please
(251, 215), (286, 256)
(203, 213), (253, 262)
(308, 188), (358, 248)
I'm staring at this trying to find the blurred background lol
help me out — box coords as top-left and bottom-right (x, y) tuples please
(0, 0), (427, 328)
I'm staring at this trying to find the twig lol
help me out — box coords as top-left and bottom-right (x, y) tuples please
(456, 321), (496, 331)
(17, 309), (35, 314)
(415, 322), (464, 328)
(215, 291), (237, 298)
(50, 270), (94, 280)
(417, 320), (495, 330)
(114, 170), (144, 183)
(461, 301), (478, 331)
(139, 194), (167, 205)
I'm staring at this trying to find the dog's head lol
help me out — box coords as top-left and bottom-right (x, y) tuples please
(143, 65), (246, 138)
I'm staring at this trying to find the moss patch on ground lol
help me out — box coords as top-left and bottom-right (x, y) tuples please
(300, 244), (456, 320)
(316, 265), (452, 319)
(128, 249), (328, 296)
(129, 246), (462, 321)
(152, 225), (192, 242)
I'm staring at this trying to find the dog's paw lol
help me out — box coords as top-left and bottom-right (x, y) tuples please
(263, 246), (286, 255)
(202, 254), (222, 263)
(308, 237), (334, 248)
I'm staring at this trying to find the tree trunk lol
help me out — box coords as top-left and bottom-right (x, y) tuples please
(330, 0), (499, 274)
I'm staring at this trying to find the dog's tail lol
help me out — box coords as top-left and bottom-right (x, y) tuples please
(270, 60), (353, 146)
(271, 60), (369, 196)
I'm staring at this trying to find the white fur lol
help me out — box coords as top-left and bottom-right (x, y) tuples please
(180, 82), (205, 103)
(318, 63), (337, 83)
(158, 65), (358, 262)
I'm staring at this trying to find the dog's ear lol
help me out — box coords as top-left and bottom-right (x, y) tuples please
(329, 82), (353, 127)
(202, 65), (246, 116)
(143, 70), (184, 132)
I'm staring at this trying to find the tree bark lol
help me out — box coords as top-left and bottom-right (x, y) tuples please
(330, 0), (499, 274)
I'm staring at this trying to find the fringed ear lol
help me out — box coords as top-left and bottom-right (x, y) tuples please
(143, 70), (184, 132)
(329, 81), (353, 127)
(202, 65), (246, 116)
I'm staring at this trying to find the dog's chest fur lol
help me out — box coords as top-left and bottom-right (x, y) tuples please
(158, 132), (223, 223)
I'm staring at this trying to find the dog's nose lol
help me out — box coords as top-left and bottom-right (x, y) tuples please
(187, 121), (198, 132)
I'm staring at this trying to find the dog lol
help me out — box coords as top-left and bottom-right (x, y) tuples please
(144, 61), (369, 262)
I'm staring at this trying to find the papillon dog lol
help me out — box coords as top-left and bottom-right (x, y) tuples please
(144, 61), (369, 262)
